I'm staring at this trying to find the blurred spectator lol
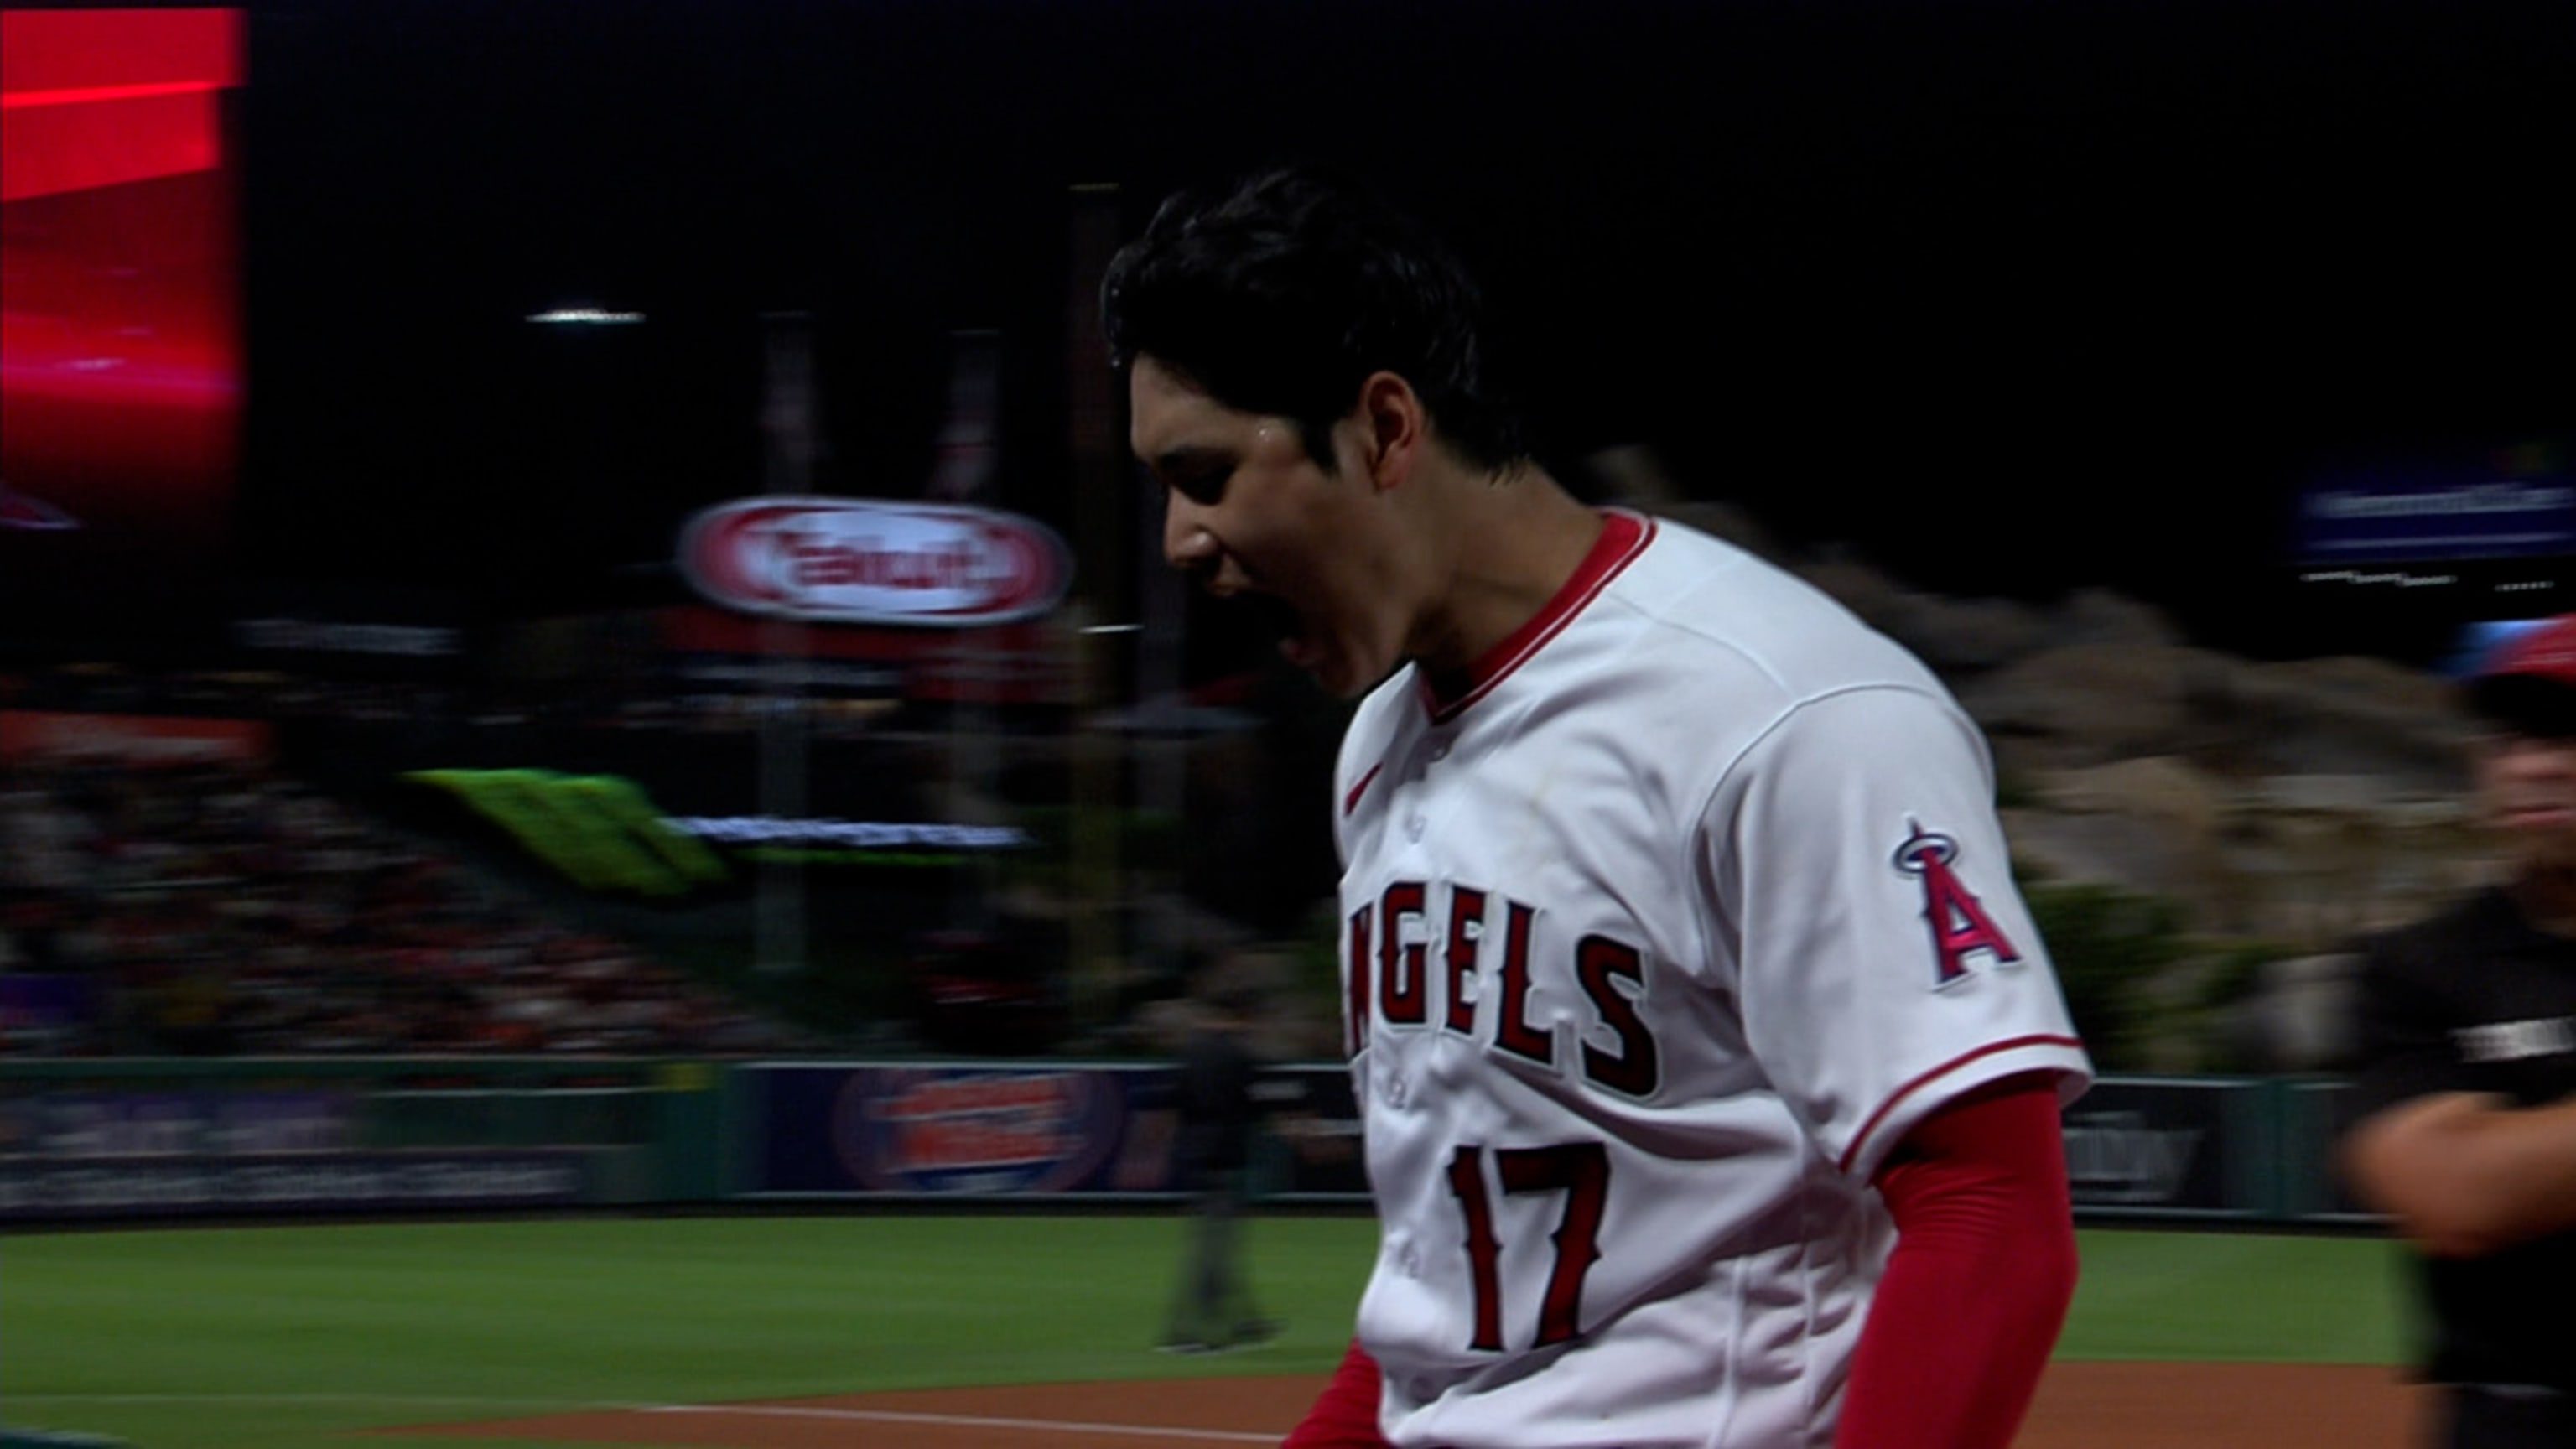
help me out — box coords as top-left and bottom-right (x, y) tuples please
(2340, 616), (2576, 1447)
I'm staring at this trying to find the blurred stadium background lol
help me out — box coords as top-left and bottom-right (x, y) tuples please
(1, 2), (2567, 1443)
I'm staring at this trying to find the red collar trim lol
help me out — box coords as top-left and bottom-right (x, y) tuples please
(1421, 510), (1654, 723)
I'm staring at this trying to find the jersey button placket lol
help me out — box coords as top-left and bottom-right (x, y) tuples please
(1400, 734), (1442, 843)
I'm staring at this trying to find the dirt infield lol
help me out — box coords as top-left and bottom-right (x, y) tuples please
(388, 1361), (2431, 1447)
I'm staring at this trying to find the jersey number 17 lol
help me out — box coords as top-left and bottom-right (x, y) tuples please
(1446, 1141), (1612, 1351)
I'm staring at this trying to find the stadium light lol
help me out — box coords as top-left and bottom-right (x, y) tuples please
(527, 308), (644, 325)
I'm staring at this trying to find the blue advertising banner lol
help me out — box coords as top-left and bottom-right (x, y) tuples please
(0, 974), (97, 1051)
(0, 1150), (586, 1220)
(750, 1062), (1181, 1197)
(0, 1089), (359, 1158)
(2296, 446), (2576, 564)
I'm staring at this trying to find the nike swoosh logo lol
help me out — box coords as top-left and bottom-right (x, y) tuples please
(1343, 762), (1384, 818)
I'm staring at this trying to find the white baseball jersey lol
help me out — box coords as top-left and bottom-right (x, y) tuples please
(1332, 509), (2091, 1449)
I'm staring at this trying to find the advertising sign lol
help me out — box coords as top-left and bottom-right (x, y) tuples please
(679, 497), (1071, 627)
(1, 8), (246, 634)
(2060, 1078), (2272, 1219)
(0, 974), (97, 1052)
(0, 1089), (357, 1158)
(2296, 444), (2576, 564)
(0, 1150), (586, 1221)
(750, 1063), (1177, 1198)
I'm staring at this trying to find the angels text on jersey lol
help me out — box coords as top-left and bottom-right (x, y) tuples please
(1347, 880), (1657, 1096)
(1343, 824), (2027, 1088)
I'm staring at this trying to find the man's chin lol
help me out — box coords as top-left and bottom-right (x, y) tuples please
(1305, 658), (1369, 701)
(1285, 637), (1382, 700)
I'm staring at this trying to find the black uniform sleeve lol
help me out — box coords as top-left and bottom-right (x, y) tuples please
(2345, 933), (2470, 1124)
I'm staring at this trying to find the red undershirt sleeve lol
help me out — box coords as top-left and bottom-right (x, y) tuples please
(1282, 1337), (1389, 1449)
(1832, 1072), (2079, 1449)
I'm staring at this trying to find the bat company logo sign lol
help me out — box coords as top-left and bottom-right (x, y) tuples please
(834, 1068), (1120, 1194)
(678, 496), (1071, 626)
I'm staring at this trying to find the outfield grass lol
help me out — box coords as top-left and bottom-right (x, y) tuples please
(2059, 1227), (2413, 1365)
(1, 1214), (2411, 1449)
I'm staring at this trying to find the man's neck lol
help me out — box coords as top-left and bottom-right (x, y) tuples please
(1410, 465), (1606, 682)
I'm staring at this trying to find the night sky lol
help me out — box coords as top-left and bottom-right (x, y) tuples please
(122, 0), (2576, 663)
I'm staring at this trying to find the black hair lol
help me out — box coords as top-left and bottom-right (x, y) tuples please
(1100, 165), (1530, 474)
(2469, 674), (2576, 740)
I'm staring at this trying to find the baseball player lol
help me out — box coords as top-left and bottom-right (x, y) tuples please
(1103, 166), (2093, 1449)
(2340, 616), (2576, 1449)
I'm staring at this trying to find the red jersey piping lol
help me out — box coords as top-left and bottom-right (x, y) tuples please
(1837, 1033), (2086, 1175)
(1421, 510), (1654, 724)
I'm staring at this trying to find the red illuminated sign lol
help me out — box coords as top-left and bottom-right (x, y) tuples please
(1, 8), (244, 596)
(679, 497), (1072, 626)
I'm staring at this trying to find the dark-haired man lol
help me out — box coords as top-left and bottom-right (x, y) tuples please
(1104, 166), (2091, 1448)
(2342, 616), (2576, 1449)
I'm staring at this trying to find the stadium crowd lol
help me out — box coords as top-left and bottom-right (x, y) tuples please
(1, 753), (782, 1057)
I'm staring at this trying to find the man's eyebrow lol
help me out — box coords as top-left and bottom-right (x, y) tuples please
(1147, 444), (1234, 480)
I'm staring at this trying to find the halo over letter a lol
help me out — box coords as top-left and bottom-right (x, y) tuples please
(1892, 823), (2022, 987)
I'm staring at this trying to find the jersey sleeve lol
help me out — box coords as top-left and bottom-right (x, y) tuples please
(1708, 685), (2091, 1179)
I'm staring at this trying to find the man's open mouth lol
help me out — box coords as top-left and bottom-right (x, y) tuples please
(1236, 589), (1302, 644)
(1229, 589), (1324, 669)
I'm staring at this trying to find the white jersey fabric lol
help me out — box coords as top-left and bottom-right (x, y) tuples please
(1332, 509), (2091, 1449)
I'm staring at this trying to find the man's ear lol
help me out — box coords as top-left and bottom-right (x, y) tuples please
(1354, 371), (1426, 491)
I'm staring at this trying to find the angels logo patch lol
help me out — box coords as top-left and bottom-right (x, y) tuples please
(1892, 822), (2023, 989)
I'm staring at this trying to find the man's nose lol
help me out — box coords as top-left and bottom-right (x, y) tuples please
(1163, 496), (1216, 574)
